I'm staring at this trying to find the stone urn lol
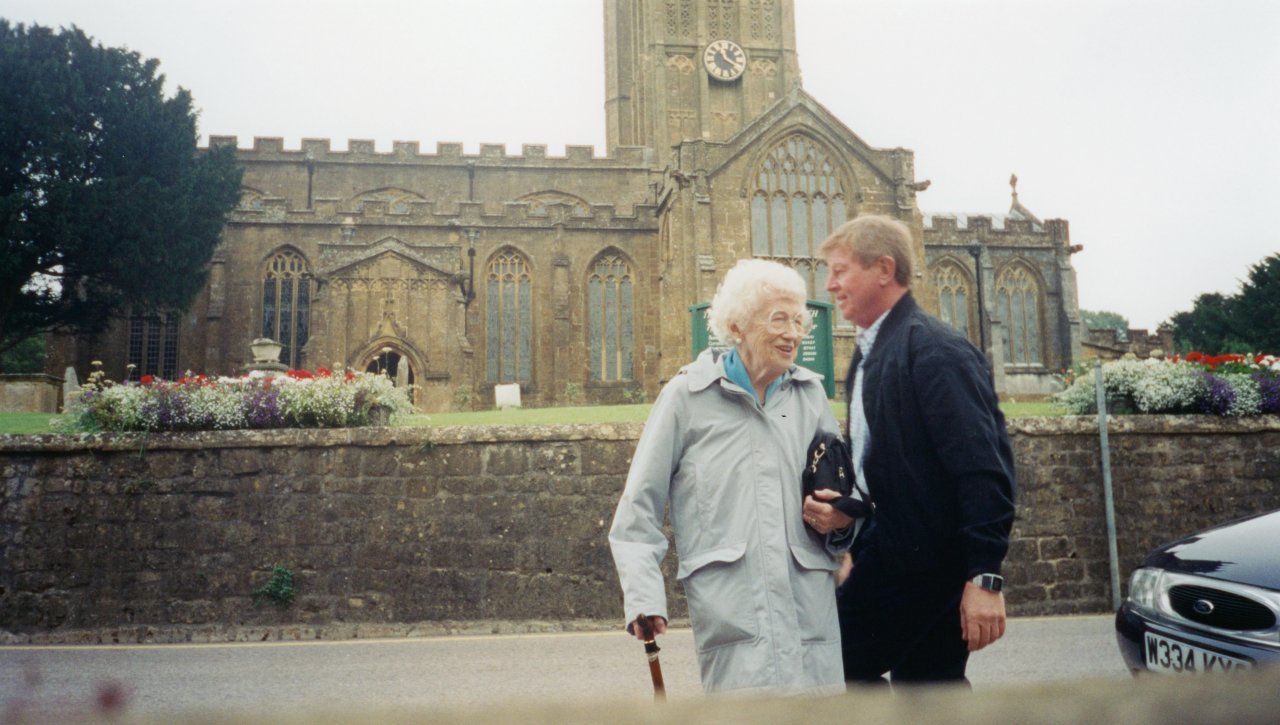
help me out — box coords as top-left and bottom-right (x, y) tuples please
(250, 338), (285, 364)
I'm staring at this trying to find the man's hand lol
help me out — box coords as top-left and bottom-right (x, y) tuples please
(803, 489), (855, 534)
(960, 583), (1006, 652)
(837, 552), (854, 586)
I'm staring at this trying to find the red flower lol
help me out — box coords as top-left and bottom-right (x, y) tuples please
(1185, 351), (1204, 362)
(1205, 354), (1242, 369)
(316, 367), (332, 378)
(344, 370), (356, 381)
(141, 374), (154, 385)
(286, 369), (313, 380)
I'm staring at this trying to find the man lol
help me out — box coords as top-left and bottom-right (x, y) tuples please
(804, 215), (1016, 686)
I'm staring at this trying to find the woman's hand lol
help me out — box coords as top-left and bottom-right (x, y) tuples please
(803, 489), (855, 534)
(630, 614), (667, 641)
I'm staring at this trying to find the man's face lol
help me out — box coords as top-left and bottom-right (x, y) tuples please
(824, 246), (885, 328)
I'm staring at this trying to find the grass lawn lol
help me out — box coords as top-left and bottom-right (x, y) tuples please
(0, 399), (1063, 435)
(0, 412), (61, 434)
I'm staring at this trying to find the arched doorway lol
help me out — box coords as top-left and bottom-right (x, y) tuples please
(365, 347), (417, 404)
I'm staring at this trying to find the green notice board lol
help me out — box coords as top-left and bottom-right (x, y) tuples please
(689, 299), (836, 399)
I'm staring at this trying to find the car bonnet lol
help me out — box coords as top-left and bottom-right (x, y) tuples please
(1142, 509), (1280, 590)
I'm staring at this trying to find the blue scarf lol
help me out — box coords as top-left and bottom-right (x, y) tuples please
(723, 348), (783, 403)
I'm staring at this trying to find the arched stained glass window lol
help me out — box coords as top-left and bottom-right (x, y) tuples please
(486, 249), (533, 383)
(749, 135), (848, 259)
(748, 135), (852, 327)
(996, 264), (1042, 366)
(931, 261), (972, 341)
(790, 258), (830, 308)
(751, 193), (769, 255)
(587, 253), (635, 382)
(262, 249), (311, 368)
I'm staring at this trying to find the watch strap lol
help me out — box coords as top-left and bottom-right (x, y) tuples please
(970, 573), (1004, 592)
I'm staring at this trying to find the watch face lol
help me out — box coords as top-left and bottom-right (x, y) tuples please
(703, 40), (747, 81)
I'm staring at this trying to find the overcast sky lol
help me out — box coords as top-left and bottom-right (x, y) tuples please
(6, 0), (1278, 331)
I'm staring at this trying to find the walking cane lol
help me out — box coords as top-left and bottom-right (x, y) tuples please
(634, 615), (666, 702)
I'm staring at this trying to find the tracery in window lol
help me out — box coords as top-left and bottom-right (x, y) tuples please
(261, 248), (311, 369)
(707, 0), (739, 40)
(996, 263), (1043, 366)
(486, 249), (533, 383)
(931, 261), (973, 341)
(750, 135), (850, 326)
(750, 135), (848, 259)
(587, 252), (635, 382)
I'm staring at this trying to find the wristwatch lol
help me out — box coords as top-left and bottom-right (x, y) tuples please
(970, 573), (1004, 592)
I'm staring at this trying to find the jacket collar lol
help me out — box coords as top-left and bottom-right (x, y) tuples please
(684, 347), (823, 392)
(869, 291), (918, 356)
(848, 291), (917, 395)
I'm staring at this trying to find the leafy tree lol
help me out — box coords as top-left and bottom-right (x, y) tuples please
(0, 21), (242, 368)
(1080, 309), (1129, 340)
(0, 334), (43, 373)
(1167, 253), (1280, 354)
(1233, 253), (1280, 353)
(1168, 292), (1251, 354)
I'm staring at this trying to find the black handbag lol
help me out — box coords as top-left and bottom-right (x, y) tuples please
(802, 432), (871, 525)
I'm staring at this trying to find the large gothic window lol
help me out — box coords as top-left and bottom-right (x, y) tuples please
(587, 253), (635, 382)
(486, 249), (533, 383)
(750, 135), (848, 259)
(931, 261), (972, 341)
(996, 263), (1043, 366)
(261, 249), (311, 369)
(750, 135), (849, 326)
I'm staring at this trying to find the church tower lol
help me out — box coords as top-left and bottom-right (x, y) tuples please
(604, 0), (801, 154)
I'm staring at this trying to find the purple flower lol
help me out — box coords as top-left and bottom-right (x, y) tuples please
(140, 386), (191, 431)
(1253, 372), (1280, 415)
(243, 385), (284, 428)
(1198, 372), (1235, 416)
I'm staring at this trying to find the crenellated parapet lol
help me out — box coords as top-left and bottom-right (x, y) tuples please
(206, 136), (653, 168)
(229, 196), (659, 231)
(923, 213), (1070, 249)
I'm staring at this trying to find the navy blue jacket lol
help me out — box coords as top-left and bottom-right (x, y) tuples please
(847, 293), (1016, 578)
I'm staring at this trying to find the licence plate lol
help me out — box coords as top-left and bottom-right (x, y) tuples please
(1144, 632), (1253, 674)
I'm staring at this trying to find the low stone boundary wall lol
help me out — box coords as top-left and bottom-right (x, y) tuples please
(2, 416), (1278, 642)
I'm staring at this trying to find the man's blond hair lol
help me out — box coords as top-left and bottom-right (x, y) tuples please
(818, 215), (914, 287)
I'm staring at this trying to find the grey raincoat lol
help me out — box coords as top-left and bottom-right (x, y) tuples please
(609, 348), (847, 695)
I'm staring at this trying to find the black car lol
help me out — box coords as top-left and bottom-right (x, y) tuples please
(1116, 509), (1280, 675)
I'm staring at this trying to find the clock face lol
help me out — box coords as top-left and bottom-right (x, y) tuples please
(703, 40), (746, 81)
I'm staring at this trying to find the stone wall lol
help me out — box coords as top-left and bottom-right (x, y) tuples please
(1082, 326), (1177, 361)
(0, 375), (62, 413)
(2, 416), (1278, 642)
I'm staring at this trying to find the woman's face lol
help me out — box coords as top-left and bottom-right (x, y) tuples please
(733, 293), (810, 387)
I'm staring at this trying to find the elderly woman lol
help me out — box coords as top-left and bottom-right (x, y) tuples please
(609, 258), (848, 695)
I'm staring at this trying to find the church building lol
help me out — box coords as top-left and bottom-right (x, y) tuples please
(69, 0), (1082, 408)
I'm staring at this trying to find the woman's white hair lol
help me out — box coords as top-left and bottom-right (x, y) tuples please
(707, 259), (808, 343)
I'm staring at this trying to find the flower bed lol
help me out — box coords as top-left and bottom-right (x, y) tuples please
(1053, 353), (1280, 416)
(58, 365), (414, 432)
